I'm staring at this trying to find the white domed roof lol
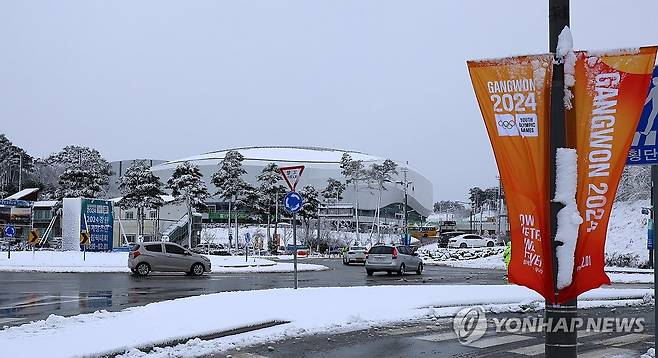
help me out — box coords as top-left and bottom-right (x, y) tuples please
(152, 146), (382, 170)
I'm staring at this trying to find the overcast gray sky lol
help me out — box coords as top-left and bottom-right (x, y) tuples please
(1, 1), (656, 201)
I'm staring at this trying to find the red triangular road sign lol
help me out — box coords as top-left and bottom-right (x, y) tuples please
(279, 165), (305, 191)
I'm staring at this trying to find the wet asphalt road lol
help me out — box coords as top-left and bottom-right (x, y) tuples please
(0, 258), (507, 326)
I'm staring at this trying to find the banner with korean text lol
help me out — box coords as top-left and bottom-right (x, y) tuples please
(468, 55), (556, 302)
(558, 47), (657, 302)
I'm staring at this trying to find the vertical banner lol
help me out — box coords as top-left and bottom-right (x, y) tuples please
(468, 55), (556, 302)
(559, 47), (657, 302)
(81, 199), (114, 252)
(627, 66), (658, 165)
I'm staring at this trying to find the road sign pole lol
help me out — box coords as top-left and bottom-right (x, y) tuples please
(651, 164), (658, 342)
(293, 212), (298, 289)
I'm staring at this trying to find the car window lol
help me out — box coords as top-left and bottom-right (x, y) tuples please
(369, 246), (394, 254)
(131, 244), (140, 251)
(144, 244), (162, 252)
(165, 244), (187, 255)
(396, 246), (408, 255)
(352, 247), (367, 251)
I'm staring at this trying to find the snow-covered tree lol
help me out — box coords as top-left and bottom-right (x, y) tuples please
(117, 160), (165, 240)
(367, 159), (398, 242)
(167, 161), (210, 247)
(212, 150), (249, 248)
(299, 185), (320, 241)
(0, 134), (34, 197)
(322, 178), (346, 203)
(45, 146), (112, 199)
(616, 166), (651, 202)
(340, 153), (366, 241)
(256, 163), (287, 251)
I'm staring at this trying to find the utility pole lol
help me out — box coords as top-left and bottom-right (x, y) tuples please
(652, 165), (658, 348)
(397, 164), (412, 246)
(187, 195), (192, 248)
(18, 153), (22, 192)
(546, 0), (576, 357)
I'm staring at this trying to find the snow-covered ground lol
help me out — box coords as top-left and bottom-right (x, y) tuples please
(0, 285), (650, 358)
(0, 251), (327, 273)
(417, 244), (506, 269)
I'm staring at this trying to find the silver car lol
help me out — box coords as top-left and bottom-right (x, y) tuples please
(365, 245), (423, 276)
(128, 242), (212, 276)
(342, 246), (367, 265)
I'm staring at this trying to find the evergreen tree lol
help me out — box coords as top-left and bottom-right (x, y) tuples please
(212, 150), (249, 248)
(367, 159), (398, 243)
(117, 160), (165, 240)
(340, 153), (366, 242)
(45, 146), (112, 199)
(256, 163), (287, 252)
(0, 134), (35, 197)
(299, 185), (320, 241)
(322, 178), (346, 203)
(167, 161), (209, 247)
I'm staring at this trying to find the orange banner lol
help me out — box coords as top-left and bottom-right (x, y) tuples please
(468, 55), (556, 302)
(558, 47), (657, 303)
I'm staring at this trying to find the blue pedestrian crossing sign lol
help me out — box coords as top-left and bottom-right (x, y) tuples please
(4, 225), (16, 238)
(627, 67), (658, 165)
(284, 191), (303, 213)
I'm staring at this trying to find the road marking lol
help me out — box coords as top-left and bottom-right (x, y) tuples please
(593, 333), (652, 347)
(507, 343), (545, 356)
(578, 347), (637, 358)
(415, 332), (458, 342)
(465, 334), (532, 348)
(384, 326), (438, 336)
(233, 353), (270, 358)
(578, 330), (604, 338)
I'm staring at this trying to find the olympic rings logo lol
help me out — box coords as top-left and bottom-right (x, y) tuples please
(497, 119), (516, 129)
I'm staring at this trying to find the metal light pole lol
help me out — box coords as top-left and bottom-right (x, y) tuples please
(18, 153), (22, 192)
(396, 165), (412, 246)
(292, 212), (298, 289)
(546, 0), (577, 357)
(652, 165), (658, 347)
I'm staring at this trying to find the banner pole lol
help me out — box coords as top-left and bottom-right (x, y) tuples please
(651, 164), (658, 342)
(546, 0), (577, 357)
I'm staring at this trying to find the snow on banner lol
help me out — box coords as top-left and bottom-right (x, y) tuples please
(559, 47), (657, 302)
(467, 54), (556, 302)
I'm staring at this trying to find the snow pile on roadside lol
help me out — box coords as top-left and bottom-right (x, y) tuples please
(641, 347), (655, 358)
(0, 251), (327, 273)
(607, 273), (653, 284)
(440, 253), (506, 270)
(0, 285), (650, 358)
(418, 246), (505, 267)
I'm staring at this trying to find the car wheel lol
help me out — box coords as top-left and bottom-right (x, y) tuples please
(459, 243), (467, 248)
(398, 263), (406, 275)
(136, 263), (150, 276)
(366, 270), (374, 276)
(487, 241), (494, 247)
(416, 262), (423, 275)
(191, 263), (205, 276)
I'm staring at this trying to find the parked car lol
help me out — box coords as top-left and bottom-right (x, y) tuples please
(193, 243), (224, 255)
(447, 234), (496, 249)
(365, 245), (423, 276)
(342, 246), (368, 265)
(438, 231), (466, 248)
(128, 242), (212, 276)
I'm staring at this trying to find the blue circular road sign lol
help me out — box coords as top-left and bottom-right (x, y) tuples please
(284, 191), (303, 213)
(4, 225), (16, 238)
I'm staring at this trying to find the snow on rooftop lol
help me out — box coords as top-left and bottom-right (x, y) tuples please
(151, 146), (390, 171)
(5, 188), (39, 200)
(33, 200), (59, 208)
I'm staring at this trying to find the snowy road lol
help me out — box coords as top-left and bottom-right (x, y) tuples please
(0, 258), (507, 327)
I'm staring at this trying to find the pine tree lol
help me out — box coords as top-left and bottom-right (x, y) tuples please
(299, 185), (320, 242)
(367, 159), (398, 243)
(212, 150), (249, 249)
(256, 163), (287, 251)
(322, 178), (346, 203)
(117, 160), (165, 241)
(167, 161), (210, 247)
(0, 134), (35, 197)
(45, 146), (112, 199)
(340, 153), (366, 242)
